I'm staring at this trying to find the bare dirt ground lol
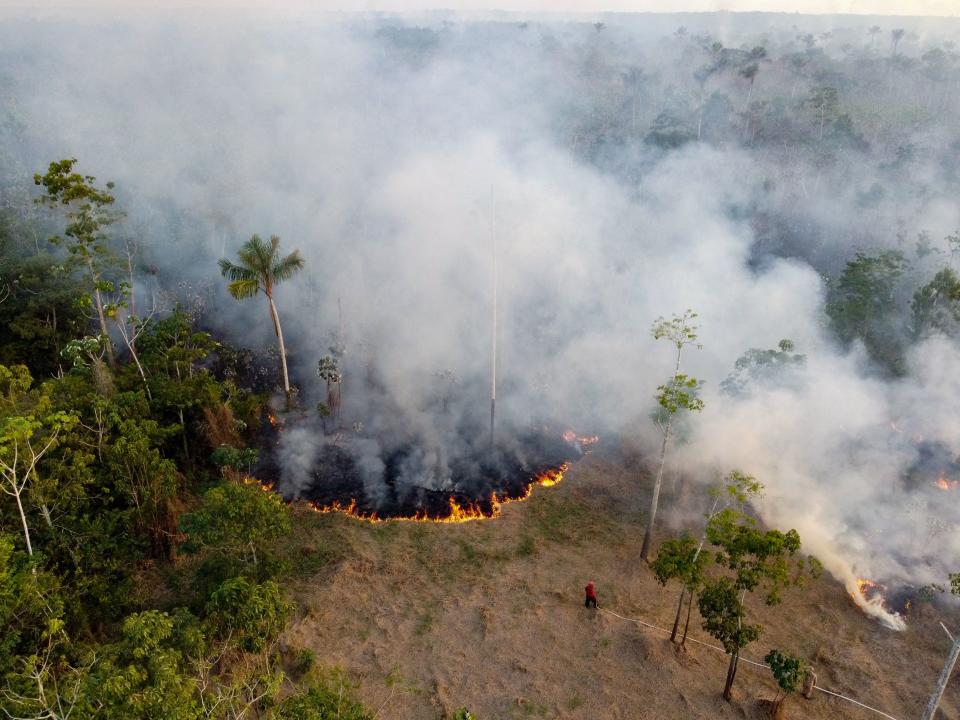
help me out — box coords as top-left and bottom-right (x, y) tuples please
(283, 450), (960, 720)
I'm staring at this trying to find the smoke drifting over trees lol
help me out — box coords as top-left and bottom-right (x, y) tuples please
(2, 8), (960, 620)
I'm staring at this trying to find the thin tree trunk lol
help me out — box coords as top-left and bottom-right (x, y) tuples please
(641, 419), (671, 562)
(88, 260), (116, 369)
(681, 587), (695, 646)
(179, 408), (190, 461)
(126, 337), (150, 399)
(723, 651), (739, 701)
(14, 486), (33, 556)
(697, 86), (705, 140)
(268, 295), (291, 401)
(126, 248), (137, 332)
(641, 345), (683, 563)
(671, 586), (686, 642)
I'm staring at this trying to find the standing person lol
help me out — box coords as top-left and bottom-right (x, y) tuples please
(584, 581), (598, 609)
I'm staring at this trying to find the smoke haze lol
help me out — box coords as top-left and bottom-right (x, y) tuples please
(3, 8), (960, 626)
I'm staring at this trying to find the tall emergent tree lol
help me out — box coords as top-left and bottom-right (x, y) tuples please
(641, 309), (703, 563)
(218, 235), (304, 401)
(34, 159), (123, 368)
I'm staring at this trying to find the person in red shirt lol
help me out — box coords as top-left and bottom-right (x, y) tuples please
(584, 581), (598, 609)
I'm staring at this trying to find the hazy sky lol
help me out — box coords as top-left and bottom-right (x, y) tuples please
(11, 0), (959, 16)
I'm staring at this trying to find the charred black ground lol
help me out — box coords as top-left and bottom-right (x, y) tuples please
(256, 411), (593, 519)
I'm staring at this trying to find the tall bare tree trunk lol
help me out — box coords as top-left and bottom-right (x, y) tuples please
(13, 486), (33, 556)
(641, 344), (683, 563)
(268, 295), (291, 401)
(641, 419), (671, 562)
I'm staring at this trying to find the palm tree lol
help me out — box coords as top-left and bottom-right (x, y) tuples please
(890, 28), (905, 56)
(219, 234), (304, 400)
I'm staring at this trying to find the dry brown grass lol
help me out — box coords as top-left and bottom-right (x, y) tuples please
(201, 403), (243, 449)
(283, 452), (960, 720)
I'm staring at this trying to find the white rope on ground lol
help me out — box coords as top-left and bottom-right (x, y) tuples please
(598, 607), (901, 720)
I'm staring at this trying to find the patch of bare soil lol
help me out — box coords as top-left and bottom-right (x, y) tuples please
(284, 453), (960, 720)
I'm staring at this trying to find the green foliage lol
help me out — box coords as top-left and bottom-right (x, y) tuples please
(89, 610), (202, 720)
(0, 249), (88, 376)
(655, 373), (705, 416)
(317, 355), (342, 384)
(826, 250), (908, 374)
(699, 503), (817, 699)
(652, 534), (710, 590)
(210, 443), (260, 473)
(698, 577), (762, 654)
(916, 583), (945, 603)
(651, 309), (701, 351)
(294, 648), (317, 676)
(706, 512), (807, 604)
(218, 234), (304, 300)
(950, 572), (960, 596)
(179, 479), (290, 569)
(710, 469), (765, 505)
(272, 683), (375, 720)
(61, 335), (106, 368)
(34, 158), (120, 253)
(105, 415), (180, 556)
(0, 534), (64, 676)
(764, 649), (809, 696)
(721, 339), (806, 397)
(205, 576), (291, 652)
(911, 267), (960, 339)
(33, 158), (125, 367)
(451, 709), (477, 720)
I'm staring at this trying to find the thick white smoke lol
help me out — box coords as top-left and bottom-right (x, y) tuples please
(3, 9), (960, 626)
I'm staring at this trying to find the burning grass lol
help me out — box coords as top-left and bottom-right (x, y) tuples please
(306, 464), (570, 524)
(256, 411), (597, 524)
(846, 577), (907, 631)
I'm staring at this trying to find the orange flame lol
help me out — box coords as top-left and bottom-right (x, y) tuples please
(244, 476), (275, 493)
(563, 429), (600, 446)
(934, 471), (959, 491)
(266, 412), (285, 431)
(848, 576), (906, 630)
(304, 462), (572, 524)
(252, 428), (593, 524)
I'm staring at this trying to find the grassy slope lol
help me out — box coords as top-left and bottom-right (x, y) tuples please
(282, 452), (959, 720)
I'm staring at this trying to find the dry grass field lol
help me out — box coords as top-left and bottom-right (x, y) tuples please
(280, 450), (959, 720)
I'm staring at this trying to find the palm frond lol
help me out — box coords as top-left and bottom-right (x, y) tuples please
(253, 234), (274, 271)
(227, 278), (260, 300)
(237, 234), (271, 275)
(218, 258), (259, 283)
(271, 250), (305, 283)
